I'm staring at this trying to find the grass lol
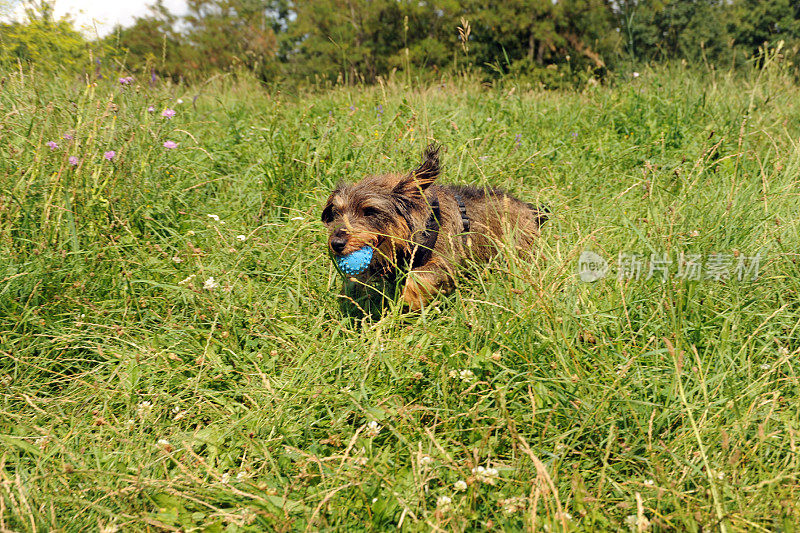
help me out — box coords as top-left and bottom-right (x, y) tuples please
(1, 57), (800, 532)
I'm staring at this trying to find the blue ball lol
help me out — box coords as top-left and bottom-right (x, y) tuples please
(334, 246), (374, 276)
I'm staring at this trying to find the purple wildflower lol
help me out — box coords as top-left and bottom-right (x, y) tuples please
(571, 131), (578, 138)
(69, 156), (79, 166)
(63, 132), (73, 140)
(162, 108), (176, 119)
(104, 151), (116, 160)
(515, 133), (522, 149)
(46, 141), (58, 151)
(147, 106), (155, 113)
(163, 140), (177, 149)
(150, 69), (157, 85)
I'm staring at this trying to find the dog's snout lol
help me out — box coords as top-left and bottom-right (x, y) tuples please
(331, 237), (347, 254)
(330, 228), (348, 254)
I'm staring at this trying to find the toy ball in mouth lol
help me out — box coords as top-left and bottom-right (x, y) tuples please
(333, 245), (374, 276)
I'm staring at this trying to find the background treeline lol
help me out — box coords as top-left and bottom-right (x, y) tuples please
(2, 0), (800, 87)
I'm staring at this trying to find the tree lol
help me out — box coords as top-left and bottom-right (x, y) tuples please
(729, 0), (800, 57)
(0, 1), (88, 72)
(184, 0), (283, 80)
(108, 1), (191, 80)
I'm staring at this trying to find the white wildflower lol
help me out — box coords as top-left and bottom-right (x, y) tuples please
(137, 400), (152, 418)
(221, 472), (231, 484)
(419, 455), (433, 466)
(203, 276), (219, 291)
(157, 438), (171, 447)
(448, 370), (458, 379)
(364, 420), (382, 438)
(354, 447), (368, 465)
(176, 98), (184, 104)
(632, 72), (640, 78)
(459, 369), (475, 382)
(178, 274), (196, 285)
(236, 235), (247, 241)
(471, 465), (499, 485)
(643, 479), (654, 487)
(236, 471), (247, 482)
(624, 513), (651, 531)
(454, 480), (467, 492)
(98, 521), (119, 533)
(172, 255), (182, 263)
(760, 363), (770, 370)
(500, 496), (527, 514)
(436, 495), (452, 510)
(207, 214), (220, 221)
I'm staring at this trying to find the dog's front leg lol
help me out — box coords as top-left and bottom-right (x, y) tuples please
(401, 259), (454, 310)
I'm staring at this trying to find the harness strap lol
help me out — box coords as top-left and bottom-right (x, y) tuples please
(401, 192), (471, 269)
(408, 196), (440, 269)
(453, 193), (470, 235)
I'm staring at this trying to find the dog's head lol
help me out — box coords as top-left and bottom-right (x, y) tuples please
(321, 144), (442, 271)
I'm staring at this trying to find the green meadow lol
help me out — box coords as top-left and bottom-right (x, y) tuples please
(2, 58), (800, 531)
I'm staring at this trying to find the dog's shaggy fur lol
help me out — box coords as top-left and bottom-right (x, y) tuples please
(322, 144), (546, 311)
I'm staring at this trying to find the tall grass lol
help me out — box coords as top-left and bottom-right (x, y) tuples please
(1, 57), (799, 531)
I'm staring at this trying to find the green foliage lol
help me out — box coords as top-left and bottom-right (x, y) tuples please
(617, 0), (732, 65)
(106, 1), (190, 80)
(5, 0), (800, 85)
(2, 57), (800, 530)
(106, 0), (284, 82)
(0, 14), (88, 71)
(729, 0), (800, 57)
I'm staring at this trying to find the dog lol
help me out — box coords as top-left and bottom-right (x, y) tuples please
(321, 144), (547, 311)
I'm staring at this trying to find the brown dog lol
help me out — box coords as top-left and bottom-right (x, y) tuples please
(322, 144), (546, 311)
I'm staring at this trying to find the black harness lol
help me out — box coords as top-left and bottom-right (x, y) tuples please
(454, 193), (470, 233)
(404, 193), (470, 269)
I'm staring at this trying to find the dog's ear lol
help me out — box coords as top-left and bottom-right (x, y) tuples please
(321, 203), (334, 223)
(394, 143), (441, 195)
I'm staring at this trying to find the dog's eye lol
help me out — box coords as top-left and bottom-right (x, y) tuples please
(363, 207), (380, 218)
(321, 205), (337, 223)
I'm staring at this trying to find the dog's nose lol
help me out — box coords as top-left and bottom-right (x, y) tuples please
(331, 234), (348, 254)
